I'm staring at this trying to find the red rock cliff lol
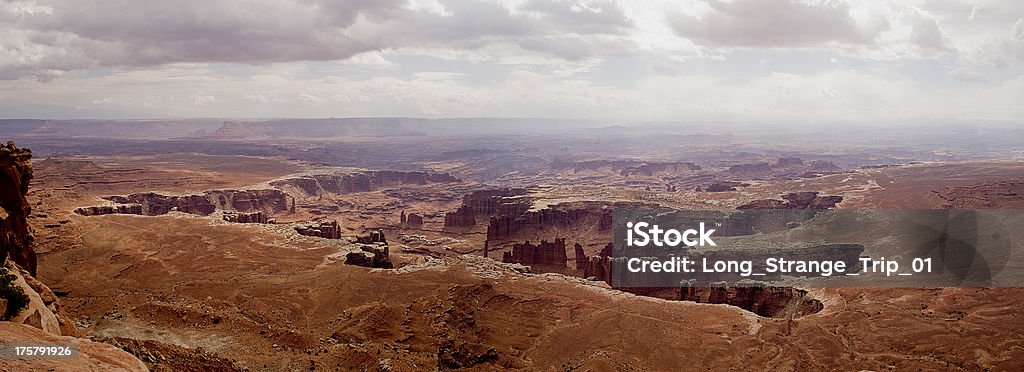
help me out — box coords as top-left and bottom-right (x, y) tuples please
(0, 141), (36, 275)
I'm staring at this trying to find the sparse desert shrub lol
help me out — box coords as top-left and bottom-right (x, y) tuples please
(0, 267), (30, 318)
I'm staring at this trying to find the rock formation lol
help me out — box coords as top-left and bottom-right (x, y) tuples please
(485, 201), (629, 241)
(0, 323), (148, 371)
(461, 188), (530, 216)
(92, 188), (290, 216)
(294, 220), (342, 239)
(501, 239), (568, 268)
(678, 286), (822, 318)
(1, 141), (36, 275)
(737, 192), (843, 210)
(444, 205), (476, 228)
(575, 243), (613, 282)
(808, 160), (840, 171)
(345, 244), (392, 269)
(404, 212), (424, 226)
(774, 157), (804, 167)
(223, 211), (270, 224)
(704, 181), (748, 192)
(356, 229), (387, 244)
(935, 178), (1024, 208)
(348, 229), (392, 268)
(74, 203), (143, 216)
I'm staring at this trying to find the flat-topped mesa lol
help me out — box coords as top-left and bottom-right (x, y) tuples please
(271, 170), (461, 197)
(774, 157), (804, 167)
(501, 238), (568, 268)
(462, 188), (530, 215)
(443, 188), (531, 228)
(78, 188), (290, 217)
(295, 220), (342, 239)
(737, 191), (843, 210)
(74, 204), (143, 216)
(485, 201), (640, 242)
(0, 141), (35, 275)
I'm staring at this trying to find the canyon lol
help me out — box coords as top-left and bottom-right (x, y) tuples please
(2, 119), (1022, 370)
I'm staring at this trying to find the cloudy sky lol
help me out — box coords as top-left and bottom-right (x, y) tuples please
(1, 0), (1022, 121)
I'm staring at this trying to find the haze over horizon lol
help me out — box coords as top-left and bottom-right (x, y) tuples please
(2, 0), (1023, 121)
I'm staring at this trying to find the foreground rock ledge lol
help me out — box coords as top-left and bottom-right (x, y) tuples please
(0, 322), (148, 371)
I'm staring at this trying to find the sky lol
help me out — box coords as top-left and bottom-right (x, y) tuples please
(1, 0), (1022, 121)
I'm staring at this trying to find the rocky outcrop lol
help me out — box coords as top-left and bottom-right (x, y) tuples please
(295, 220), (341, 239)
(462, 188), (530, 216)
(445, 188), (531, 228)
(0, 323), (148, 371)
(444, 205), (477, 228)
(347, 230), (391, 268)
(345, 244), (392, 269)
(808, 160), (840, 171)
(738, 192), (843, 210)
(99, 188), (289, 216)
(935, 178), (1024, 208)
(501, 239), (568, 268)
(575, 243), (613, 282)
(356, 229), (387, 245)
(774, 157), (804, 167)
(442, 204), (477, 228)
(485, 201), (630, 241)
(703, 181), (749, 192)
(0, 141), (35, 275)
(74, 203), (143, 216)
(401, 211), (424, 226)
(103, 336), (243, 371)
(0, 143), (87, 338)
(222, 211), (270, 224)
(678, 286), (823, 318)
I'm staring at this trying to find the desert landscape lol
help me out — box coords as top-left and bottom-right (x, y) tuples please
(3, 0), (1024, 370)
(0, 119), (1022, 370)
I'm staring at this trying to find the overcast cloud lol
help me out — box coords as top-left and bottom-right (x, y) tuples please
(0, 0), (1022, 121)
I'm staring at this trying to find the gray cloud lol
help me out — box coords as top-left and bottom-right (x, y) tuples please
(0, 0), (635, 79)
(948, 67), (987, 83)
(669, 0), (883, 48)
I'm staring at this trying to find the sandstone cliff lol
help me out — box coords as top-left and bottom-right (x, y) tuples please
(501, 239), (568, 268)
(0, 141), (35, 275)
